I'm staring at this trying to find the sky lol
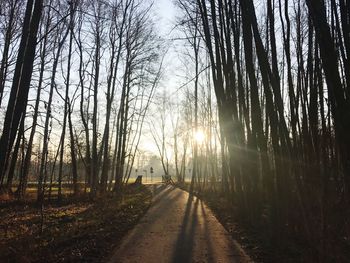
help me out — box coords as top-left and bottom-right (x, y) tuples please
(134, 0), (205, 178)
(138, 0), (182, 156)
(154, 0), (176, 35)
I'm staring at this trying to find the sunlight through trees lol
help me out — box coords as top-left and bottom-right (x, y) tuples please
(0, 0), (349, 261)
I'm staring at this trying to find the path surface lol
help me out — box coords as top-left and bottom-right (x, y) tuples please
(108, 185), (252, 263)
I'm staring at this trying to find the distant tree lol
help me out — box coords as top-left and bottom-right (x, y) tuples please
(0, 0), (21, 106)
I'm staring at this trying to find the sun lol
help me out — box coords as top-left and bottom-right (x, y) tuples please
(194, 130), (205, 144)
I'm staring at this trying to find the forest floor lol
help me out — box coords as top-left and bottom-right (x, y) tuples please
(0, 185), (152, 263)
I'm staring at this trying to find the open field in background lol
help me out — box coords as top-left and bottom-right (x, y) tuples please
(2, 175), (183, 201)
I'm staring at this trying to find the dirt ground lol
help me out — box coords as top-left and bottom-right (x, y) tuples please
(0, 185), (152, 263)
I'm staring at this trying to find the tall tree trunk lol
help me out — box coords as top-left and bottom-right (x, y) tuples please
(306, 0), (350, 200)
(37, 24), (70, 203)
(17, 4), (51, 197)
(0, 0), (43, 183)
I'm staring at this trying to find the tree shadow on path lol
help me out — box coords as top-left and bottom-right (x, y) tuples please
(172, 192), (200, 263)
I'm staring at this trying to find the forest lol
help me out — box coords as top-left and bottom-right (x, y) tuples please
(0, 0), (349, 262)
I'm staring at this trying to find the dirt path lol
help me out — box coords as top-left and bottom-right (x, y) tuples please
(108, 185), (252, 263)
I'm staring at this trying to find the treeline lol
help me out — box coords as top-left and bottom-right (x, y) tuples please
(177, 0), (350, 261)
(0, 0), (161, 201)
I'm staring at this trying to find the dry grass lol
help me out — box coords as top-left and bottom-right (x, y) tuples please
(0, 185), (152, 263)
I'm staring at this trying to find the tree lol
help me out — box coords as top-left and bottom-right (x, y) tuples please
(0, 0), (44, 187)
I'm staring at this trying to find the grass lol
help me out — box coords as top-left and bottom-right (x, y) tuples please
(0, 185), (152, 263)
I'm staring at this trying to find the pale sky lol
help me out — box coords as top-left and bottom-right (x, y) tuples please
(154, 0), (176, 36)
(138, 0), (186, 156)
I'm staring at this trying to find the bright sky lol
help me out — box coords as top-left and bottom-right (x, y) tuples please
(138, 0), (181, 156)
(154, 0), (176, 35)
